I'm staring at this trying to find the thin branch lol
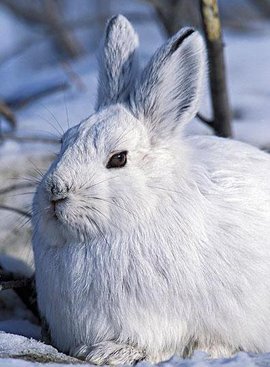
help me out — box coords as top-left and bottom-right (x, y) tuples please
(196, 112), (214, 129)
(200, 0), (232, 137)
(0, 100), (17, 129)
(0, 182), (35, 196)
(0, 39), (35, 67)
(0, 0), (45, 24)
(0, 265), (39, 320)
(249, 0), (270, 18)
(43, 0), (84, 59)
(0, 279), (31, 291)
(61, 62), (87, 92)
(1, 81), (68, 133)
(15, 279), (39, 321)
(0, 268), (14, 281)
(0, 205), (31, 218)
(0, 0), (84, 59)
(145, 0), (201, 36)
(61, 12), (154, 31)
(144, 0), (179, 36)
(7, 82), (69, 110)
(1, 134), (60, 144)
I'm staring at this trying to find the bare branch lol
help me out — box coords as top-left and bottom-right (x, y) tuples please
(0, 268), (15, 281)
(200, 0), (232, 137)
(145, 0), (201, 36)
(60, 12), (154, 31)
(0, 0), (84, 59)
(145, 0), (232, 137)
(0, 265), (39, 320)
(42, 0), (84, 59)
(0, 183), (35, 196)
(61, 62), (87, 92)
(0, 0), (45, 24)
(0, 100), (16, 129)
(196, 112), (214, 129)
(249, 0), (270, 18)
(0, 205), (31, 218)
(0, 279), (31, 291)
(0, 134), (60, 144)
(7, 81), (69, 110)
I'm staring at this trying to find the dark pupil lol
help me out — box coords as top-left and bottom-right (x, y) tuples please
(107, 151), (127, 168)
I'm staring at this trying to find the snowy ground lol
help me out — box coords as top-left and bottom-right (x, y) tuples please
(1, 332), (270, 367)
(0, 1), (270, 366)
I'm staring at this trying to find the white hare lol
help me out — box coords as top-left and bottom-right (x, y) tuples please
(32, 15), (270, 365)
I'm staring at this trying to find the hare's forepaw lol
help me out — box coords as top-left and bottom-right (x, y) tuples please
(72, 341), (145, 365)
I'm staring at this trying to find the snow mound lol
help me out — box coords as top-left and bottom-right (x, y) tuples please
(0, 333), (270, 367)
(0, 332), (82, 365)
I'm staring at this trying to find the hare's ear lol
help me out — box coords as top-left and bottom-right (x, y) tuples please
(96, 15), (139, 110)
(130, 28), (206, 141)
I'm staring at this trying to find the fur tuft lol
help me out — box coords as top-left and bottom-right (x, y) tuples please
(96, 15), (139, 110)
(130, 28), (206, 141)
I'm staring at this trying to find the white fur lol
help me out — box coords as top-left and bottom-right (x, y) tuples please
(96, 15), (139, 110)
(32, 15), (270, 365)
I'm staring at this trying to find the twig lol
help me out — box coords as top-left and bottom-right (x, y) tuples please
(0, 39), (35, 67)
(145, 0), (180, 36)
(15, 278), (39, 321)
(196, 112), (214, 129)
(7, 82), (69, 110)
(0, 0), (44, 23)
(43, 0), (84, 59)
(0, 265), (39, 320)
(0, 279), (31, 291)
(1, 0), (84, 59)
(61, 62), (87, 92)
(0, 100), (17, 130)
(0, 182), (35, 196)
(0, 205), (31, 218)
(1, 81), (67, 137)
(249, 0), (270, 18)
(145, 0), (201, 36)
(1, 133), (60, 144)
(61, 12), (154, 31)
(199, 0), (232, 137)
(0, 268), (14, 281)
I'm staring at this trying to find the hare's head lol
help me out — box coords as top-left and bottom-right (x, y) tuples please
(33, 15), (206, 244)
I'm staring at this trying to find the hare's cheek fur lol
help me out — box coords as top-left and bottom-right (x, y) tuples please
(32, 15), (270, 365)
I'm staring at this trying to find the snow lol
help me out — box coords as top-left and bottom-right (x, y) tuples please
(0, 332), (82, 365)
(0, 0), (270, 366)
(0, 333), (270, 367)
(187, 27), (270, 149)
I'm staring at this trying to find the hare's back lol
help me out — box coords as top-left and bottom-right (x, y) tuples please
(188, 135), (270, 240)
(189, 135), (270, 189)
(183, 136), (270, 355)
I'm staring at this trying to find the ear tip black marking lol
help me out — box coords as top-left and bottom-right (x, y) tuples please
(105, 15), (119, 38)
(170, 28), (196, 54)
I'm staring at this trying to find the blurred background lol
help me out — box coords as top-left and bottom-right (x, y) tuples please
(0, 0), (269, 333)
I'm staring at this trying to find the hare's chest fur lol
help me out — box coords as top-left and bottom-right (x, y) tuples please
(34, 237), (199, 359)
(34, 196), (270, 360)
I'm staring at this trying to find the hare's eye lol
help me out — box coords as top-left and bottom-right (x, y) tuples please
(107, 151), (128, 169)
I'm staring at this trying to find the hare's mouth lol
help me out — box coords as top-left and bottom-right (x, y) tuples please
(50, 197), (67, 218)
(47, 203), (105, 241)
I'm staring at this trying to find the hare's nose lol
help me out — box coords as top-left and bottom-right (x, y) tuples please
(48, 181), (69, 215)
(50, 182), (68, 197)
(46, 177), (70, 202)
(50, 185), (69, 201)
